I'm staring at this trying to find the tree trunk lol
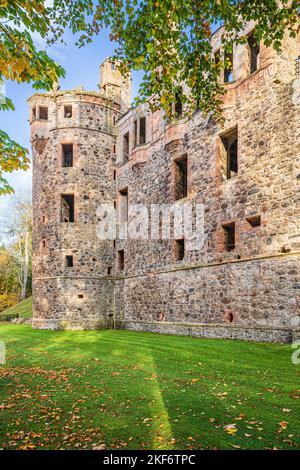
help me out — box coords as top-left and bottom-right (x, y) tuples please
(19, 227), (29, 301)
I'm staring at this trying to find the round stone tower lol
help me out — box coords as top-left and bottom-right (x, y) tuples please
(29, 60), (131, 329)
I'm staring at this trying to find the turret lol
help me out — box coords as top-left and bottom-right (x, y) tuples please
(100, 58), (132, 112)
(29, 87), (121, 329)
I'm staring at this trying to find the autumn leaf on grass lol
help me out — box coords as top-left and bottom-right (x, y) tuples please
(278, 421), (288, 431)
(18, 443), (36, 450)
(191, 378), (199, 384)
(235, 413), (245, 421)
(142, 417), (152, 424)
(224, 424), (237, 435)
(92, 444), (106, 450)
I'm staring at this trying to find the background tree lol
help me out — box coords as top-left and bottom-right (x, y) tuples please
(0, 195), (32, 302)
(0, 0), (299, 193)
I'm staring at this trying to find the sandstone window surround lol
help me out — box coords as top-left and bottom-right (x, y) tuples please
(64, 105), (72, 118)
(117, 249), (125, 272)
(32, 106), (37, 121)
(247, 32), (260, 75)
(214, 29), (261, 85)
(31, 105), (49, 121)
(65, 255), (74, 268)
(62, 144), (73, 167)
(173, 154), (188, 201)
(118, 188), (128, 239)
(123, 132), (129, 162)
(174, 239), (185, 261)
(61, 194), (75, 223)
(133, 116), (147, 148)
(219, 126), (238, 181)
(222, 221), (236, 252)
(223, 309), (234, 323)
(133, 119), (138, 147)
(39, 106), (49, 120)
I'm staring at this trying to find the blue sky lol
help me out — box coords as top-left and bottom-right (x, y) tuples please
(0, 28), (143, 212)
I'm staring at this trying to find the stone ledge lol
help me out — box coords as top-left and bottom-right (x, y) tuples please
(30, 317), (300, 344)
(32, 318), (114, 331)
(117, 320), (295, 344)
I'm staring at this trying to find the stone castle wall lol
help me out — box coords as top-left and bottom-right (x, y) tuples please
(114, 27), (300, 341)
(30, 26), (300, 341)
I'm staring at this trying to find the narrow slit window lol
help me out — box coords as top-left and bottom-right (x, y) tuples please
(65, 255), (73, 268)
(139, 117), (146, 145)
(134, 120), (138, 147)
(62, 144), (73, 167)
(39, 106), (48, 120)
(117, 250), (124, 271)
(61, 194), (74, 222)
(42, 239), (46, 248)
(175, 239), (185, 261)
(107, 267), (112, 275)
(119, 188), (128, 223)
(248, 33), (260, 74)
(123, 132), (129, 161)
(220, 127), (238, 180)
(32, 107), (36, 120)
(64, 105), (72, 118)
(224, 52), (233, 83)
(174, 155), (188, 200)
(222, 222), (235, 252)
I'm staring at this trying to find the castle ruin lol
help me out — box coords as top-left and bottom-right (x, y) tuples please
(29, 23), (300, 342)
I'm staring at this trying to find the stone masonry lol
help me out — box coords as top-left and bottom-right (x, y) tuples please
(30, 26), (300, 342)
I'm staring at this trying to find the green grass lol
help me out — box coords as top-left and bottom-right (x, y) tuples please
(0, 297), (32, 321)
(0, 324), (299, 450)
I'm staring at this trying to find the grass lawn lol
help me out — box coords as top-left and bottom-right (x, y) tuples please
(0, 323), (300, 450)
(0, 297), (32, 321)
